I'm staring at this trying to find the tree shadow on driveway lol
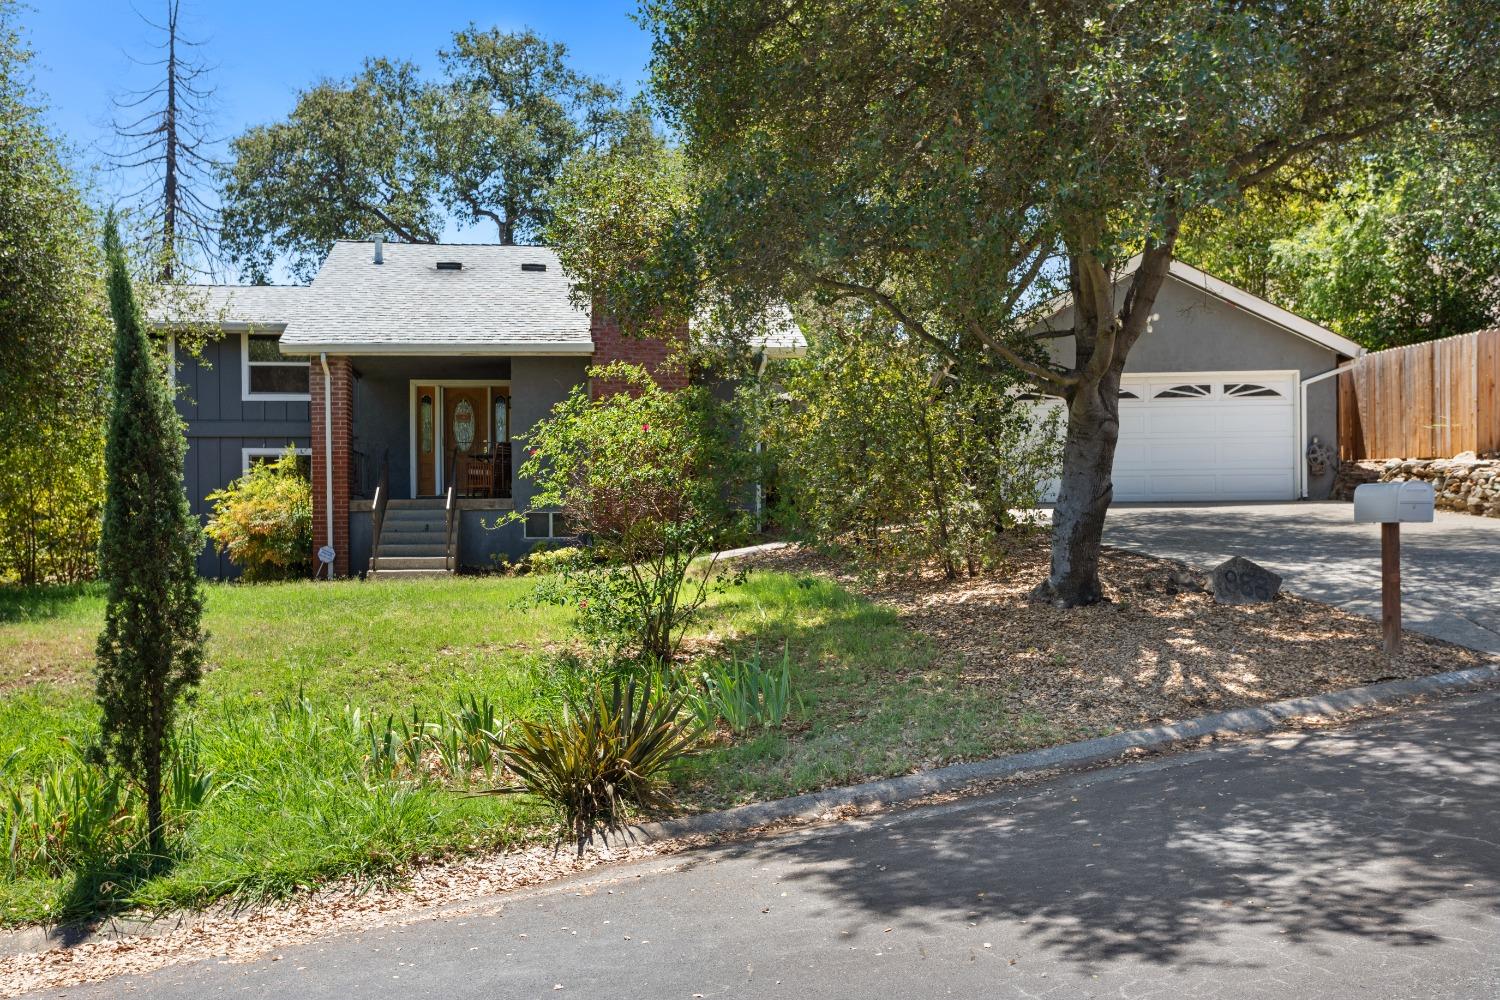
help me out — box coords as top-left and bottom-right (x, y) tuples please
(1104, 503), (1500, 651)
(719, 694), (1500, 972)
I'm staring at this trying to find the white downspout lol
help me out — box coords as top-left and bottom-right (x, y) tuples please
(1298, 365), (1350, 499)
(753, 351), (770, 530)
(320, 352), (335, 578)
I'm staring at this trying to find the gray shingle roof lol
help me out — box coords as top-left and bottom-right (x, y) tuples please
(148, 284), (308, 329)
(278, 241), (593, 355)
(152, 241), (806, 358)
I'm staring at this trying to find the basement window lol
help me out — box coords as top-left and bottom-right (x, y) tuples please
(242, 447), (312, 478)
(242, 333), (310, 401)
(524, 511), (575, 539)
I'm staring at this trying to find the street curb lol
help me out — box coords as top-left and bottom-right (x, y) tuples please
(631, 663), (1500, 842)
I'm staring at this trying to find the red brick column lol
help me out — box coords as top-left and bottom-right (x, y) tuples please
(589, 311), (689, 397)
(310, 355), (354, 577)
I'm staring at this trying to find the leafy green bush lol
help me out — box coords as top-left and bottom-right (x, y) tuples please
(745, 307), (1062, 577)
(493, 676), (704, 851)
(523, 545), (583, 576)
(204, 447), (313, 581)
(518, 362), (755, 663)
(689, 649), (799, 734)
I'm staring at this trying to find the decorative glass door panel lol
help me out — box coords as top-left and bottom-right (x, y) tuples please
(416, 384), (436, 495)
(440, 386), (491, 491)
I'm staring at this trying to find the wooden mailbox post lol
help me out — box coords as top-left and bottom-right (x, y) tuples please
(1353, 481), (1436, 657)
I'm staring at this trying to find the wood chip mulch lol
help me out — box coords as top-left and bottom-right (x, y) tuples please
(740, 537), (1496, 737)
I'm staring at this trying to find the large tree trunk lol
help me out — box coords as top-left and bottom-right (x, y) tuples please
(1030, 232), (1177, 607)
(1032, 368), (1123, 606)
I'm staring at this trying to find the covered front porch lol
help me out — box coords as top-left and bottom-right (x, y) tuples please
(312, 353), (589, 577)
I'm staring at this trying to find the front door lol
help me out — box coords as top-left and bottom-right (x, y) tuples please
(441, 386), (490, 490)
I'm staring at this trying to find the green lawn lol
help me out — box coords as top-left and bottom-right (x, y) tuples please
(0, 571), (1070, 926)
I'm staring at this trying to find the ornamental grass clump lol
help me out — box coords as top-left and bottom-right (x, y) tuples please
(689, 648), (800, 734)
(491, 675), (704, 852)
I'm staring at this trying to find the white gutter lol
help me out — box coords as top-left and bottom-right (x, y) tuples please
(320, 352), (335, 578)
(1298, 364), (1352, 499)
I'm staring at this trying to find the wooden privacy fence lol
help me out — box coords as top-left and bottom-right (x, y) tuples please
(1339, 328), (1500, 460)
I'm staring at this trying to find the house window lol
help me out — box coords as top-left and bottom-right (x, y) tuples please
(243, 333), (310, 400)
(524, 511), (574, 539)
(241, 447), (312, 478)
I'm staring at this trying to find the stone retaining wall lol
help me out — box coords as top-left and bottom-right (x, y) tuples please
(1332, 454), (1500, 518)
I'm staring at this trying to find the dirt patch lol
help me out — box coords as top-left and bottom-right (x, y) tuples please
(743, 537), (1495, 735)
(0, 636), (93, 693)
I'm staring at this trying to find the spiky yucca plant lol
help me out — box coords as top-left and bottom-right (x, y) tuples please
(494, 677), (703, 852)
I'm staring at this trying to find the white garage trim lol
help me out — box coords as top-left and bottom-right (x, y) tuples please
(1113, 369), (1300, 502)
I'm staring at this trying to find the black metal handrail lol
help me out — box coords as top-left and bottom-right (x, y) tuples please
(367, 450), (390, 574)
(444, 445), (460, 572)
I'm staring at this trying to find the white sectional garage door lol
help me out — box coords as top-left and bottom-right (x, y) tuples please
(1110, 372), (1298, 501)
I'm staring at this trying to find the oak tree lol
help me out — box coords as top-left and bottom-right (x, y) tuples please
(636, 0), (1500, 605)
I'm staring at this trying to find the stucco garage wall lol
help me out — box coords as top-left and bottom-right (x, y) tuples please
(1039, 274), (1344, 498)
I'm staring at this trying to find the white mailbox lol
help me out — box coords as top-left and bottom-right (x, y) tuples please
(1353, 481), (1435, 524)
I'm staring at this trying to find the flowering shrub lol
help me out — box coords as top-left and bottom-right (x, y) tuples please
(204, 447), (313, 581)
(518, 362), (753, 663)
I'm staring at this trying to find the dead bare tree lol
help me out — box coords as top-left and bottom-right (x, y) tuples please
(109, 1), (219, 280)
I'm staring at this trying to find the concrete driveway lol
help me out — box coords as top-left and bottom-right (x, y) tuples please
(1104, 502), (1500, 653)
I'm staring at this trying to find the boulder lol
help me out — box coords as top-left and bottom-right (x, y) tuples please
(1210, 556), (1282, 605)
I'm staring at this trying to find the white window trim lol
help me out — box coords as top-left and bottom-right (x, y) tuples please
(241, 331), (312, 402)
(241, 446), (312, 474)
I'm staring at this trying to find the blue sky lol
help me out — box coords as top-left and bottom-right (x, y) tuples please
(18, 1), (653, 256)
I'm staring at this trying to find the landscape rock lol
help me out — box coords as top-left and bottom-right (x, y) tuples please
(1333, 457), (1500, 518)
(1210, 556), (1283, 605)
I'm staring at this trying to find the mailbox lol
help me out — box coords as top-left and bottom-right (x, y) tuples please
(1353, 481), (1435, 524)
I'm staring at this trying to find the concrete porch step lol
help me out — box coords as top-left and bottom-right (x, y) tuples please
(371, 556), (450, 572)
(385, 498), (447, 510)
(378, 542), (448, 557)
(381, 519), (445, 534)
(369, 568), (452, 580)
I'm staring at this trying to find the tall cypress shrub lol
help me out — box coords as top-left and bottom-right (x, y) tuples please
(95, 216), (205, 854)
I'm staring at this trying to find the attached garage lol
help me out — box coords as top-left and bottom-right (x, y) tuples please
(1113, 371), (1297, 501)
(1034, 258), (1363, 501)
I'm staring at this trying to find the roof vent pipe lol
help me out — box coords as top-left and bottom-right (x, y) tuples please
(373, 235), (384, 265)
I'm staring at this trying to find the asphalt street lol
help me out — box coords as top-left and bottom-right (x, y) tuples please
(45, 688), (1500, 1000)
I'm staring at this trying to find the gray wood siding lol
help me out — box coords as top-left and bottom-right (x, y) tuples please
(176, 335), (312, 577)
